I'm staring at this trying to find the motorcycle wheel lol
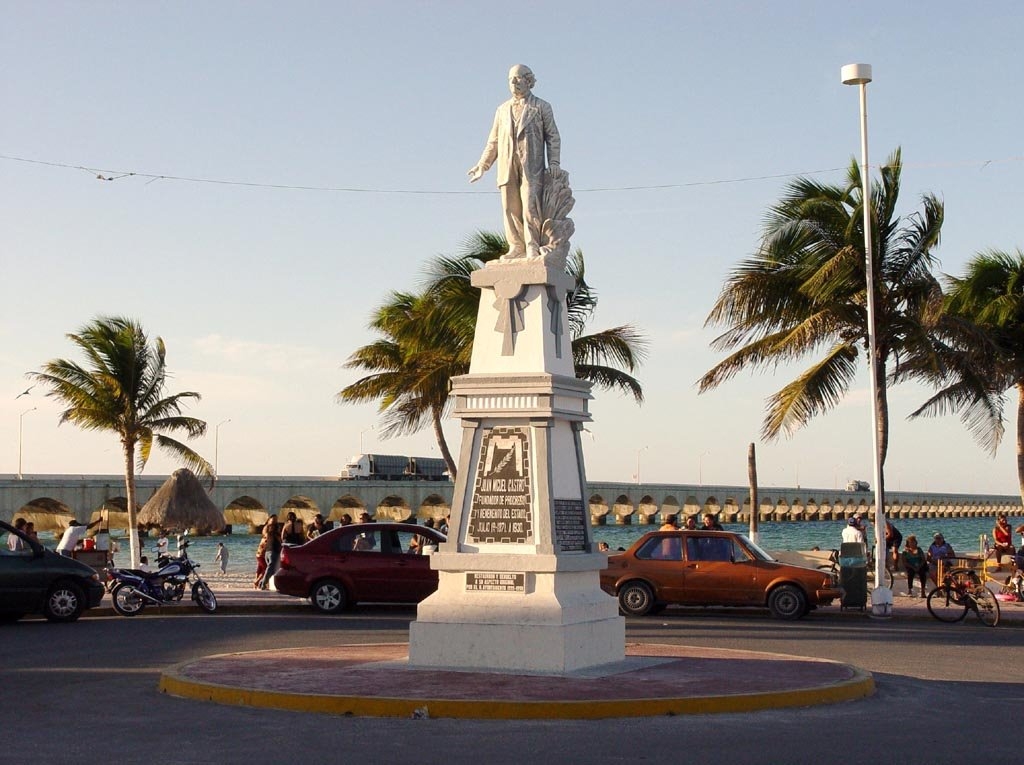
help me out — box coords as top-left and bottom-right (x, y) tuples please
(192, 581), (217, 613)
(111, 583), (146, 617)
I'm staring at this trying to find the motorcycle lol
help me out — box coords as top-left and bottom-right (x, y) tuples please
(108, 535), (217, 616)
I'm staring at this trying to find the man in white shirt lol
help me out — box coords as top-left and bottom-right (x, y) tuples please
(841, 516), (867, 546)
(56, 518), (100, 556)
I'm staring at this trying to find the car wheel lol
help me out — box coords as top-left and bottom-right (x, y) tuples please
(311, 579), (348, 614)
(618, 581), (654, 616)
(43, 581), (86, 623)
(767, 584), (807, 620)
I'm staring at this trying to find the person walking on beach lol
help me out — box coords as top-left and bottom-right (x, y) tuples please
(214, 542), (228, 576)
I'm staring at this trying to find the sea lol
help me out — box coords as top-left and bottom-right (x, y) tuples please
(36, 516), (1011, 572)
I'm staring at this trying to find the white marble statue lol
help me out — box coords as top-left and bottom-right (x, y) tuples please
(468, 64), (574, 266)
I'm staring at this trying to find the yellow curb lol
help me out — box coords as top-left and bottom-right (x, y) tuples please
(159, 647), (875, 720)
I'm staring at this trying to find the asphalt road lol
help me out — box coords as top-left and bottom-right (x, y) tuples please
(3, 608), (1022, 765)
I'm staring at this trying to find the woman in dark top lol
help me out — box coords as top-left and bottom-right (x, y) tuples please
(281, 511), (305, 546)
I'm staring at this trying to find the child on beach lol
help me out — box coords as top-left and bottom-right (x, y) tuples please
(215, 542), (229, 576)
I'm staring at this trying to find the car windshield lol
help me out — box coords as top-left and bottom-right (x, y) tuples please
(737, 534), (774, 561)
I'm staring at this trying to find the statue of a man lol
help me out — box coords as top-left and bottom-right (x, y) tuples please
(468, 64), (561, 261)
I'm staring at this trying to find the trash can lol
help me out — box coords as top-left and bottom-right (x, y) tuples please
(839, 542), (868, 611)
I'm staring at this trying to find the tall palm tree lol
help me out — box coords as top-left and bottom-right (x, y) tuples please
(338, 232), (647, 479)
(29, 316), (212, 566)
(698, 149), (945, 500)
(909, 249), (1024, 502)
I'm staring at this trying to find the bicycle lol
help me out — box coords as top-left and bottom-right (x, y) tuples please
(926, 567), (1000, 626)
(979, 552), (1024, 603)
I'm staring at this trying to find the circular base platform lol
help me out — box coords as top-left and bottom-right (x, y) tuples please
(160, 642), (873, 719)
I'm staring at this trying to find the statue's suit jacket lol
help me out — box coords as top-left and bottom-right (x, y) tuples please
(476, 93), (560, 187)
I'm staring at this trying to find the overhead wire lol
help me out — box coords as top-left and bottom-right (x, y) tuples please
(0, 151), (1020, 196)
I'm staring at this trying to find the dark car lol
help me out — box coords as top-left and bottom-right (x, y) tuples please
(0, 520), (106, 623)
(273, 522), (447, 613)
(599, 529), (841, 620)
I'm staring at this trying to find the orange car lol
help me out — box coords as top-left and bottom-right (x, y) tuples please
(600, 530), (841, 620)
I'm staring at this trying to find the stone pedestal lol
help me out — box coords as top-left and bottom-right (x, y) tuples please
(408, 262), (624, 674)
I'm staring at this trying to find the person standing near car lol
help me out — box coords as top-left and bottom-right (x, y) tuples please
(353, 512), (376, 551)
(7, 518), (27, 550)
(55, 518), (101, 556)
(281, 511), (305, 546)
(259, 514), (282, 589)
(702, 513), (724, 531)
(307, 513), (328, 540)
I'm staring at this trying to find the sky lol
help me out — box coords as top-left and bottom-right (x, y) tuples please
(2, 1), (1023, 495)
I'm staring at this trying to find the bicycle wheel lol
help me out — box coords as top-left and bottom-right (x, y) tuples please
(971, 586), (1000, 627)
(947, 568), (981, 591)
(927, 585), (968, 623)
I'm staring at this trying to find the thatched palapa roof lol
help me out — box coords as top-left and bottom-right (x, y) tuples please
(138, 468), (225, 534)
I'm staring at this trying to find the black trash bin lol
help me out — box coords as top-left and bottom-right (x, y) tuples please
(839, 542), (868, 611)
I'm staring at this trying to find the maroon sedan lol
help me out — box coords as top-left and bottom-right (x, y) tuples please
(273, 522), (446, 613)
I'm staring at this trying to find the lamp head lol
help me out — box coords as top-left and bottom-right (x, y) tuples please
(841, 63), (872, 85)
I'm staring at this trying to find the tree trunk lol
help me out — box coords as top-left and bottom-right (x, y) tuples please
(432, 408), (457, 481)
(874, 350), (889, 502)
(1016, 383), (1024, 507)
(123, 442), (140, 568)
(747, 443), (759, 543)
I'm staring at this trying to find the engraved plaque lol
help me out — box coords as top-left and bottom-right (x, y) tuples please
(553, 498), (588, 552)
(467, 426), (532, 544)
(465, 572), (526, 592)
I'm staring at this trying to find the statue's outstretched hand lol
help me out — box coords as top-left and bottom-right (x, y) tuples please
(467, 165), (484, 183)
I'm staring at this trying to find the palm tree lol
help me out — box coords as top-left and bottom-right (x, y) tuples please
(338, 232), (647, 479)
(698, 149), (945, 499)
(29, 316), (212, 566)
(908, 249), (1024, 502)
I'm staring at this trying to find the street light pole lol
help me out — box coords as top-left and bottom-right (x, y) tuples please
(635, 445), (648, 485)
(18, 407), (36, 479)
(214, 418), (231, 476)
(360, 425), (375, 454)
(842, 62), (890, 612)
